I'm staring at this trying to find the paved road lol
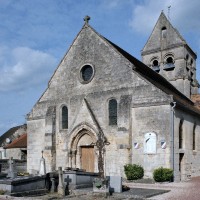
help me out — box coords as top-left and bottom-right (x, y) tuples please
(126, 176), (200, 200)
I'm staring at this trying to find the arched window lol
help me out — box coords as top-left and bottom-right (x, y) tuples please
(179, 119), (184, 149)
(62, 106), (68, 129)
(153, 60), (159, 66)
(193, 123), (196, 150)
(164, 55), (175, 71)
(152, 59), (160, 72)
(190, 59), (193, 66)
(186, 54), (189, 61)
(109, 99), (117, 125)
(161, 26), (167, 38)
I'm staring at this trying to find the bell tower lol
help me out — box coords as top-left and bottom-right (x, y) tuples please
(141, 12), (199, 98)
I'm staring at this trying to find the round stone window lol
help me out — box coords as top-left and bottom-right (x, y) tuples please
(80, 64), (94, 83)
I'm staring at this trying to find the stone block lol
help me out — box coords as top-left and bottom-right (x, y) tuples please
(63, 171), (98, 189)
(107, 176), (122, 193)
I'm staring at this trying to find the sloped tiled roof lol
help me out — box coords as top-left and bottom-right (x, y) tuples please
(4, 133), (27, 149)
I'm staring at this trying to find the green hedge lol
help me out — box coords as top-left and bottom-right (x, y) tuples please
(153, 167), (173, 182)
(124, 164), (144, 180)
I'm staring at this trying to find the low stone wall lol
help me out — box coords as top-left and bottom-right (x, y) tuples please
(0, 175), (47, 195)
(0, 159), (27, 173)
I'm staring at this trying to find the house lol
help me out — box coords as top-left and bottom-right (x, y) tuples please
(4, 133), (27, 160)
(27, 13), (200, 181)
(0, 124), (27, 160)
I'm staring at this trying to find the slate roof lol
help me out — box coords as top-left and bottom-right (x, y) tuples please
(4, 133), (27, 149)
(103, 37), (200, 117)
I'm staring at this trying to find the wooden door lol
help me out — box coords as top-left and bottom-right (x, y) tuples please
(81, 146), (94, 172)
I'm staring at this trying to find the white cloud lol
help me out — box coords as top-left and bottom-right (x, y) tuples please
(129, 0), (200, 35)
(0, 46), (57, 92)
(102, 0), (121, 8)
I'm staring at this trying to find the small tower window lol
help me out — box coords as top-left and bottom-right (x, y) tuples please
(161, 27), (167, 38)
(152, 60), (160, 72)
(191, 71), (194, 82)
(108, 99), (117, 126)
(167, 57), (173, 64)
(186, 54), (190, 70)
(190, 59), (193, 66)
(62, 106), (68, 129)
(164, 56), (175, 71)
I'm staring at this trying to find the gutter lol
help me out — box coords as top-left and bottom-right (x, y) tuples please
(171, 102), (176, 181)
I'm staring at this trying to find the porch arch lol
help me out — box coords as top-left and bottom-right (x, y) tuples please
(68, 123), (98, 172)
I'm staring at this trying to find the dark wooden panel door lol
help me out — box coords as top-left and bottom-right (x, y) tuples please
(81, 146), (94, 172)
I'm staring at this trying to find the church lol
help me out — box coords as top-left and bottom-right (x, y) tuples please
(27, 12), (200, 182)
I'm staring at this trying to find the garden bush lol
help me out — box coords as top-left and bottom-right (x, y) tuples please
(153, 167), (173, 182)
(124, 164), (144, 180)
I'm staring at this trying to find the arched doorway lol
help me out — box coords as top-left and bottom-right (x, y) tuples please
(69, 127), (97, 172)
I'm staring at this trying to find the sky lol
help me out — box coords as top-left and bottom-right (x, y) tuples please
(0, 0), (200, 135)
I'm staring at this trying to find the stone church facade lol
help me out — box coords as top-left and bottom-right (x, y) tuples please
(27, 12), (200, 182)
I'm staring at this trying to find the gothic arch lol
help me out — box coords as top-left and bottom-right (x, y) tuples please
(67, 123), (98, 171)
(68, 123), (98, 149)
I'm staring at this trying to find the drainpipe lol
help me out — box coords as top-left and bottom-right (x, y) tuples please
(171, 102), (176, 181)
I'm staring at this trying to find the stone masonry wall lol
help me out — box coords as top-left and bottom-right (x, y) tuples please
(132, 105), (171, 178)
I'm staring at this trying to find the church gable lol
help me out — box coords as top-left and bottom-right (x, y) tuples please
(38, 23), (146, 103)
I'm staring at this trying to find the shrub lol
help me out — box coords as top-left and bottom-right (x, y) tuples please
(0, 190), (5, 195)
(153, 167), (173, 182)
(124, 164), (144, 180)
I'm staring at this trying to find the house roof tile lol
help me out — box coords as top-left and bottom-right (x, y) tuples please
(4, 133), (27, 149)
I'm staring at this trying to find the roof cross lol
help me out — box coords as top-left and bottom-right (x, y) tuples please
(84, 15), (91, 24)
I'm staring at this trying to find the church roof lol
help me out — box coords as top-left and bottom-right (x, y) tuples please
(93, 28), (200, 116)
(32, 18), (200, 118)
(104, 37), (200, 115)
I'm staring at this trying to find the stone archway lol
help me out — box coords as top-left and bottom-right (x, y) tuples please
(68, 126), (98, 172)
